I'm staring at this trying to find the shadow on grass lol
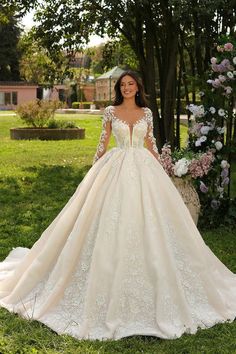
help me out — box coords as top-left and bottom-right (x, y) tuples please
(0, 164), (91, 260)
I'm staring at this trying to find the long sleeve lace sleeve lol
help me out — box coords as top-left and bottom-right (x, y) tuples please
(144, 108), (160, 161)
(93, 107), (112, 165)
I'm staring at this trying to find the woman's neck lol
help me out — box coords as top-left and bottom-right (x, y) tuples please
(120, 98), (137, 110)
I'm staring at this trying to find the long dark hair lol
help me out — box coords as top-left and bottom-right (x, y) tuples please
(113, 70), (148, 107)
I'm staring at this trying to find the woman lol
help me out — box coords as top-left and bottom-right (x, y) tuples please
(0, 71), (236, 340)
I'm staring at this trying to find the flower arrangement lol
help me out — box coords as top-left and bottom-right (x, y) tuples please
(179, 39), (236, 227)
(207, 42), (235, 98)
(160, 145), (215, 179)
(159, 39), (235, 227)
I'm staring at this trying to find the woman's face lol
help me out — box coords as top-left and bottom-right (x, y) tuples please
(120, 75), (138, 99)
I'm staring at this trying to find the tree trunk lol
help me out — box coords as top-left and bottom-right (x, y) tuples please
(176, 43), (183, 149)
(162, 29), (178, 147)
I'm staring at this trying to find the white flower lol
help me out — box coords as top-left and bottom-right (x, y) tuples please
(218, 75), (226, 82)
(200, 135), (207, 142)
(208, 123), (215, 131)
(217, 186), (224, 193)
(215, 141), (223, 150)
(225, 86), (232, 95)
(218, 108), (225, 117)
(195, 140), (201, 147)
(207, 79), (213, 84)
(174, 158), (190, 177)
(200, 126), (210, 135)
(217, 126), (225, 134)
(233, 57), (236, 65)
(209, 107), (216, 114)
(187, 104), (205, 118)
(220, 160), (230, 169)
(199, 91), (205, 97)
(227, 71), (234, 79)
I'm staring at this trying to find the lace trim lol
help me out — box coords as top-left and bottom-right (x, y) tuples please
(145, 108), (159, 155)
(93, 107), (112, 164)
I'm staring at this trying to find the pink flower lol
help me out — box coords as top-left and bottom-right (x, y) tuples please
(212, 79), (221, 88)
(210, 57), (217, 64)
(211, 64), (220, 72)
(221, 59), (232, 70)
(160, 145), (174, 176)
(222, 177), (229, 186)
(200, 181), (208, 193)
(224, 43), (234, 51)
(188, 151), (215, 179)
(221, 168), (229, 178)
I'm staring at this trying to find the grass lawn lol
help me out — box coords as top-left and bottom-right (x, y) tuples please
(0, 112), (236, 353)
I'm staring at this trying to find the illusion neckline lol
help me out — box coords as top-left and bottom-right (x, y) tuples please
(110, 106), (147, 127)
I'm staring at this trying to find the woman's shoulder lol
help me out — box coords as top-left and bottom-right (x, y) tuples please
(143, 106), (153, 120)
(143, 106), (152, 113)
(104, 105), (115, 113)
(103, 105), (114, 121)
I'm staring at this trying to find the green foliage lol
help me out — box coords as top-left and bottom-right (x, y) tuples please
(47, 119), (78, 129)
(0, 13), (21, 80)
(91, 36), (139, 73)
(16, 100), (63, 127)
(72, 102), (93, 109)
(19, 32), (70, 86)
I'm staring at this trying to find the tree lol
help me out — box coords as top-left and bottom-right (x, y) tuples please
(0, 14), (21, 80)
(30, 0), (235, 148)
(19, 32), (70, 86)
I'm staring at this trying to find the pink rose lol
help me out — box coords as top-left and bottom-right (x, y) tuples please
(224, 43), (233, 51)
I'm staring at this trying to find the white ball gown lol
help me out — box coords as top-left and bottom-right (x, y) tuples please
(0, 106), (236, 340)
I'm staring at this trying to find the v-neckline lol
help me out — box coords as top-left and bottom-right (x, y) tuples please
(111, 106), (146, 127)
(110, 106), (147, 146)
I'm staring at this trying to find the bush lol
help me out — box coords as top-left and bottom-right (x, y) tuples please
(47, 120), (78, 129)
(71, 102), (80, 109)
(16, 100), (63, 128)
(72, 102), (93, 109)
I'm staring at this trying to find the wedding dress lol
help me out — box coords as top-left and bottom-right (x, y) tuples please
(0, 105), (236, 340)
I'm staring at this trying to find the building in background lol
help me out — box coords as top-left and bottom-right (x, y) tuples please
(0, 66), (125, 109)
(0, 82), (66, 110)
(95, 66), (125, 102)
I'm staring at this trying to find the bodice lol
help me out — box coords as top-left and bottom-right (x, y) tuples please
(110, 109), (148, 149)
(93, 105), (159, 164)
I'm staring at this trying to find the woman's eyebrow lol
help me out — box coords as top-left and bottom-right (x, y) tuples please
(121, 80), (135, 84)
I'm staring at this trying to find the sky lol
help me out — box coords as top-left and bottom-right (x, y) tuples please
(21, 10), (108, 47)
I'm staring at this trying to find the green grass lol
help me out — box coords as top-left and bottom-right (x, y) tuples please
(0, 113), (236, 353)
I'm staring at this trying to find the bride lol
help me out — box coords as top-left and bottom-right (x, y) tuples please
(0, 70), (235, 340)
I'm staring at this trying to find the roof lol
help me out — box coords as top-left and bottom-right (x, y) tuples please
(96, 66), (125, 80)
(0, 81), (38, 87)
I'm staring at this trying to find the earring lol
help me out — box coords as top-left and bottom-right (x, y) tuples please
(136, 92), (139, 97)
